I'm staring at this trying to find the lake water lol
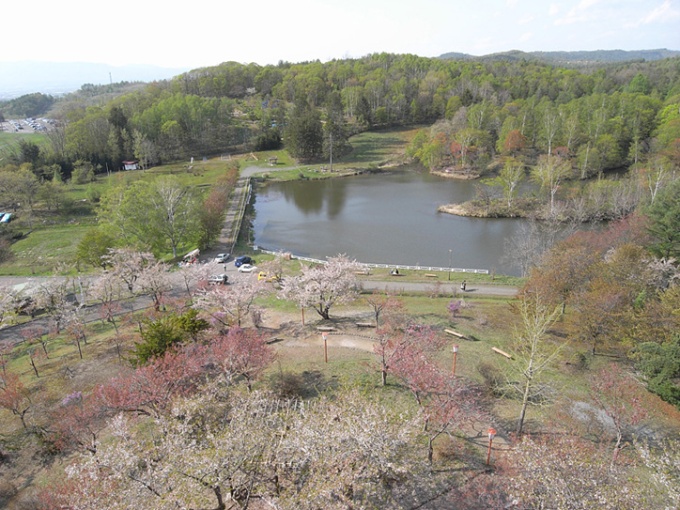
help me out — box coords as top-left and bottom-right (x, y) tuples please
(251, 168), (530, 276)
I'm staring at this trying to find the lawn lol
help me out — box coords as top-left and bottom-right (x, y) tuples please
(1, 225), (93, 275)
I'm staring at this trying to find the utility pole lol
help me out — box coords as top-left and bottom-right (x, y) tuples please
(448, 249), (452, 281)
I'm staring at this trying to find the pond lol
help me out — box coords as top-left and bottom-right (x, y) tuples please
(251, 167), (532, 276)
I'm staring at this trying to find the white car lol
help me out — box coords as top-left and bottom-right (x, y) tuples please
(214, 253), (230, 263)
(238, 264), (257, 273)
(208, 274), (229, 285)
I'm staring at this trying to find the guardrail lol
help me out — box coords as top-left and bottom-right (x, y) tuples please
(225, 177), (251, 256)
(255, 247), (489, 274)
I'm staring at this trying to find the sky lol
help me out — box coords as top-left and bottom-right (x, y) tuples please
(3, 0), (680, 69)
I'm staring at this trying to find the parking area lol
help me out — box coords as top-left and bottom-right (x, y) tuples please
(0, 117), (56, 133)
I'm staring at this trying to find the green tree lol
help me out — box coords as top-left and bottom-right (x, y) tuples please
(634, 336), (680, 408)
(285, 102), (323, 161)
(75, 228), (117, 269)
(646, 179), (680, 260)
(71, 160), (95, 184)
(98, 177), (199, 258)
(132, 315), (186, 365)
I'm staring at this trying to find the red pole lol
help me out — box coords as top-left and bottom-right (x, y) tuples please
(486, 428), (496, 465)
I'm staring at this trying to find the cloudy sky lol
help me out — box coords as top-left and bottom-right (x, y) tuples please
(4, 0), (679, 68)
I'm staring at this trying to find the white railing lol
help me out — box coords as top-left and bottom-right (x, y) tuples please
(254, 247), (489, 274)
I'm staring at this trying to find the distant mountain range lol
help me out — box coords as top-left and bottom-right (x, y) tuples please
(2, 50), (678, 101)
(0, 61), (189, 100)
(438, 48), (680, 65)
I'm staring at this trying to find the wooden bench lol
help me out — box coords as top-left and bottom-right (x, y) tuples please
(445, 328), (466, 339)
(492, 346), (513, 359)
(355, 322), (375, 328)
(316, 326), (336, 332)
(425, 273), (438, 278)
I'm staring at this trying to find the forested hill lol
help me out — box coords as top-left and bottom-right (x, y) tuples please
(2, 51), (679, 193)
(438, 48), (680, 65)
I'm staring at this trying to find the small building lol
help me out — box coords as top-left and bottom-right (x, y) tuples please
(122, 160), (139, 170)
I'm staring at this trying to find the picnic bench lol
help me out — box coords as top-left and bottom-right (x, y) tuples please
(355, 322), (375, 328)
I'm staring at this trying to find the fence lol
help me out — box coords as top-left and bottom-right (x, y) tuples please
(255, 247), (489, 274)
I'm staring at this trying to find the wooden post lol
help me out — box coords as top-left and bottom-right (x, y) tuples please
(322, 333), (328, 363)
(301, 307), (305, 325)
(452, 344), (459, 375)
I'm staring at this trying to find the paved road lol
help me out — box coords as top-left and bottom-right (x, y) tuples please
(361, 280), (518, 297)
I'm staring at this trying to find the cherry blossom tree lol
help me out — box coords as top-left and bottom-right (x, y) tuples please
(193, 278), (265, 328)
(95, 347), (207, 419)
(27, 346), (46, 378)
(0, 371), (32, 429)
(48, 391), (104, 455)
(102, 248), (155, 295)
(635, 438), (680, 508)
(500, 434), (656, 509)
(0, 284), (27, 327)
(136, 258), (173, 311)
(364, 289), (404, 328)
(389, 326), (481, 463)
(52, 388), (443, 510)
(31, 277), (74, 333)
(206, 327), (276, 390)
(89, 269), (125, 328)
(280, 254), (360, 320)
(64, 309), (88, 359)
(373, 326), (412, 387)
(176, 259), (216, 297)
(587, 364), (649, 465)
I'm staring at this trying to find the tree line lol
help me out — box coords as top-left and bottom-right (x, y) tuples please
(1, 54), (678, 181)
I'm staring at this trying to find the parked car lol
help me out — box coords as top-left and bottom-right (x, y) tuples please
(234, 256), (254, 267)
(238, 264), (257, 273)
(258, 271), (276, 282)
(214, 253), (230, 263)
(208, 274), (229, 285)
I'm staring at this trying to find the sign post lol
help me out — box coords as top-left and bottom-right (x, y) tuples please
(452, 344), (459, 375)
(322, 333), (328, 363)
(486, 428), (497, 465)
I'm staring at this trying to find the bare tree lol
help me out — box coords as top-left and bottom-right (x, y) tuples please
(509, 295), (564, 435)
(363, 290), (404, 328)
